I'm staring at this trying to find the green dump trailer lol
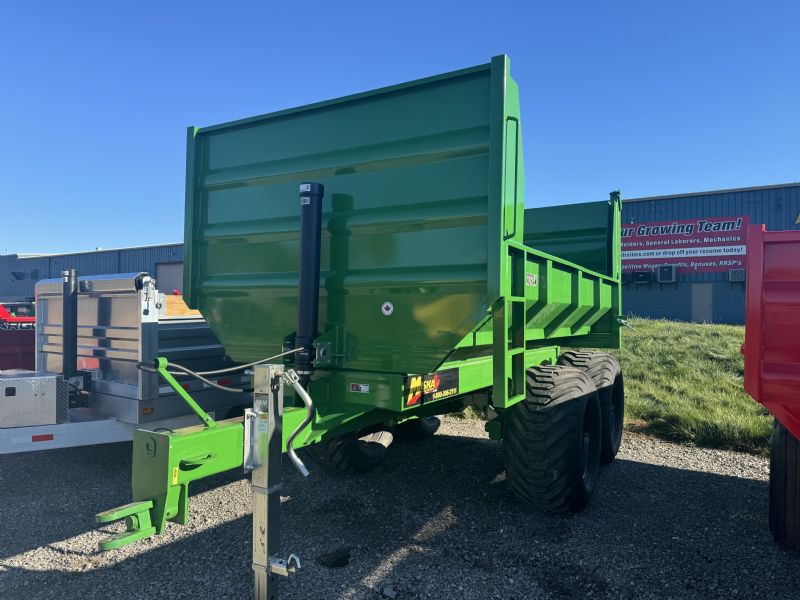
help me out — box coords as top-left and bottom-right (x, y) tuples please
(98, 55), (625, 597)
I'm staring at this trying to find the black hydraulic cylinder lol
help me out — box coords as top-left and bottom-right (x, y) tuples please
(62, 269), (78, 379)
(295, 182), (324, 388)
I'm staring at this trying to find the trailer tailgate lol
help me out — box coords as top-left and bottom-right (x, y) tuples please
(743, 224), (800, 439)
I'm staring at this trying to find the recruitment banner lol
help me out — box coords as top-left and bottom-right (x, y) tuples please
(622, 216), (749, 273)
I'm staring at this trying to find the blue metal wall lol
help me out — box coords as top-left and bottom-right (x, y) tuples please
(0, 244), (183, 301)
(622, 182), (800, 323)
(623, 282), (746, 324)
(4, 182), (798, 323)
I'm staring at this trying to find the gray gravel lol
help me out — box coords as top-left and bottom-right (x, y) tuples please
(0, 417), (798, 599)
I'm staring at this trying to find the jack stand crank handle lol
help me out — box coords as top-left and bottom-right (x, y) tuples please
(282, 368), (315, 478)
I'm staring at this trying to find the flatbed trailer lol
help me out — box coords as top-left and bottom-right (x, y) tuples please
(743, 224), (800, 549)
(98, 55), (626, 599)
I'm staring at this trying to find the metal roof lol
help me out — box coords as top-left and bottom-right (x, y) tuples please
(625, 181), (800, 203)
(2, 242), (182, 259)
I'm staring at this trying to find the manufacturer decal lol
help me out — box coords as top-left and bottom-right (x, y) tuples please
(404, 369), (459, 407)
(350, 383), (370, 394)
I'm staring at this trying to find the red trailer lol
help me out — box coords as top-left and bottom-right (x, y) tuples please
(0, 303), (35, 370)
(743, 224), (800, 549)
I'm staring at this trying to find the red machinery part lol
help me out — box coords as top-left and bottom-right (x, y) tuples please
(0, 303), (35, 370)
(743, 224), (800, 439)
(0, 303), (35, 326)
(0, 329), (35, 370)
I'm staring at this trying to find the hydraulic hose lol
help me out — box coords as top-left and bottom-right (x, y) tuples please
(138, 358), (316, 476)
(137, 361), (244, 393)
(135, 348), (305, 393)
(190, 348), (304, 376)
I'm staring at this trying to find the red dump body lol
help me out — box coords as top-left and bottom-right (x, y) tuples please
(0, 303), (35, 370)
(743, 224), (800, 439)
(0, 329), (34, 370)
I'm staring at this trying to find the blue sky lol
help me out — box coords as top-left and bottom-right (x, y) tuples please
(1, 1), (798, 253)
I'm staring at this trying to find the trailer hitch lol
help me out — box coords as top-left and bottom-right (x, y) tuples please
(95, 361), (316, 561)
(95, 421), (244, 551)
(95, 500), (156, 550)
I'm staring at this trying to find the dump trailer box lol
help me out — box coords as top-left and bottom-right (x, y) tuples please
(184, 55), (621, 419)
(743, 225), (800, 436)
(743, 224), (800, 549)
(99, 57), (625, 587)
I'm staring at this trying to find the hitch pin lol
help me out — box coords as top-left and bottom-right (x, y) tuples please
(616, 316), (636, 331)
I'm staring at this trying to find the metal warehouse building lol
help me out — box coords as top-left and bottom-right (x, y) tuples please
(2, 182), (798, 324)
(622, 182), (800, 324)
(0, 243), (184, 302)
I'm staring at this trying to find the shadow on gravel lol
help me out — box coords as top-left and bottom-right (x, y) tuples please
(2, 432), (799, 599)
(0, 441), (247, 561)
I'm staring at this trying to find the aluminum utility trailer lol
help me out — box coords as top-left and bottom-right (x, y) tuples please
(0, 271), (250, 453)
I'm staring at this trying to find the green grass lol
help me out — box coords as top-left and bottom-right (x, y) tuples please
(607, 317), (772, 454)
(449, 317), (771, 453)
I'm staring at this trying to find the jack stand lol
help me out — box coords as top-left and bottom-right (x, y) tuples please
(245, 364), (305, 600)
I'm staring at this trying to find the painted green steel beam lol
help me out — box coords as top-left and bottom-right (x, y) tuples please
(154, 357), (216, 428)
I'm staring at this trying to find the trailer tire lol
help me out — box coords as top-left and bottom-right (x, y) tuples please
(310, 429), (394, 473)
(503, 365), (602, 513)
(769, 421), (800, 550)
(396, 416), (441, 441)
(558, 351), (624, 464)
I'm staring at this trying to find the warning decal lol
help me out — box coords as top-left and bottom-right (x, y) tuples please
(404, 369), (459, 407)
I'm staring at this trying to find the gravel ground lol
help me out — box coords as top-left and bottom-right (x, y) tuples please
(1, 417), (798, 599)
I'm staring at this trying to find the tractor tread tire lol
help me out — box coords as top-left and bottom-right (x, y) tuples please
(503, 365), (602, 513)
(310, 430), (393, 474)
(396, 416), (441, 442)
(558, 351), (624, 464)
(770, 421), (800, 550)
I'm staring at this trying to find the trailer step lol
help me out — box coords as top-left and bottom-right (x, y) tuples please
(95, 500), (156, 551)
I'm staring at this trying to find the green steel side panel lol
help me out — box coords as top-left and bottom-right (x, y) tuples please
(185, 57), (520, 375)
(448, 192), (622, 380)
(524, 200), (616, 277)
